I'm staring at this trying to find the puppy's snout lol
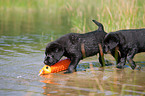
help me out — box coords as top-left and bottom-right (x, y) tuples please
(44, 60), (47, 64)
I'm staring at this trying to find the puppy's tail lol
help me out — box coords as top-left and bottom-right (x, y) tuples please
(92, 20), (104, 31)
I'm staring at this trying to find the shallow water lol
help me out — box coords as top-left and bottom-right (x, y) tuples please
(0, 33), (145, 96)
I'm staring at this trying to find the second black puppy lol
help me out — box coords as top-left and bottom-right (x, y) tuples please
(104, 28), (145, 69)
(44, 20), (107, 73)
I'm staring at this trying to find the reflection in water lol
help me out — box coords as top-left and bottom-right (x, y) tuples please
(40, 74), (60, 85)
(40, 64), (145, 96)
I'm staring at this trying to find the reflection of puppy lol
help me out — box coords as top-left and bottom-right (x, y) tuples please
(104, 29), (145, 69)
(44, 20), (107, 73)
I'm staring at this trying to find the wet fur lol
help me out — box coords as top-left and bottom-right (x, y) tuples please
(104, 28), (145, 69)
(44, 20), (107, 73)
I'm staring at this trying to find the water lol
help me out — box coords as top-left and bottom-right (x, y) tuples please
(1, 29), (145, 96)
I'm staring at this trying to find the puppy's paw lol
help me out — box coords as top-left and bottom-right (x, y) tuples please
(64, 65), (76, 74)
(64, 67), (76, 74)
(130, 65), (136, 70)
(135, 65), (141, 70)
(64, 70), (73, 74)
(116, 65), (124, 69)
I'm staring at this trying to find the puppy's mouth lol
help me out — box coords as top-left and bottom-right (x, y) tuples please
(45, 59), (61, 66)
(44, 61), (55, 66)
(44, 57), (64, 66)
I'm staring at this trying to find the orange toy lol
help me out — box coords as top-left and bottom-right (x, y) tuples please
(39, 59), (71, 75)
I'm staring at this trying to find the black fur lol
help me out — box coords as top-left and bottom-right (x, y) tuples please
(104, 28), (145, 69)
(44, 20), (107, 73)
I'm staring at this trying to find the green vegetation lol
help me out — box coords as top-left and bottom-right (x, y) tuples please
(0, 0), (144, 36)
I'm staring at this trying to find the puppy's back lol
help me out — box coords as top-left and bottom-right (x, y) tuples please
(117, 28), (145, 49)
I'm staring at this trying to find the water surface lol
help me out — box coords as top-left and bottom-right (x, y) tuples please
(0, 30), (145, 96)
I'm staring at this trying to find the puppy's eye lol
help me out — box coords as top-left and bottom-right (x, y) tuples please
(48, 55), (52, 58)
(46, 55), (53, 60)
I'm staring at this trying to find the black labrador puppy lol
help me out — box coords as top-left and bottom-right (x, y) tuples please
(44, 20), (107, 73)
(104, 28), (145, 69)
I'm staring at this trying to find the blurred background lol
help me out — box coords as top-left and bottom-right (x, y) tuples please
(0, 0), (145, 35)
(0, 0), (145, 96)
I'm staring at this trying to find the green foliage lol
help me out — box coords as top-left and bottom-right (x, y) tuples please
(0, 0), (145, 35)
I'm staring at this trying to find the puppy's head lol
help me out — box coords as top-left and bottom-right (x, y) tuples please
(44, 42), (64, 66)
(104, 33), (119, 53)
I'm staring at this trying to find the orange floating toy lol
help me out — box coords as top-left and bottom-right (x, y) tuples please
(39, 59), (71, 75)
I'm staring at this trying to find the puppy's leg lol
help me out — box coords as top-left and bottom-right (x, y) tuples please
(64, 57), (80, 73)
(116, 53), (127, 69)
(111, 49), (121, 64)
(127, 49), (137, 70)
(98, 44), (105, 67)
(99, 53), (105, 67)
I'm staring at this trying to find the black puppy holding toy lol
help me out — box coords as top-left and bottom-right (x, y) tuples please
(44, 20), (107, 73)
(104, 28), (145, 70)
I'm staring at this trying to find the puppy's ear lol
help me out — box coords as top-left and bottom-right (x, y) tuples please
(104, 33), (119, 50)
(53, 43), (64, 60)
(48, 43), (64, 52)
(110, 40), (119, 49)
(45, 43), (64, 53)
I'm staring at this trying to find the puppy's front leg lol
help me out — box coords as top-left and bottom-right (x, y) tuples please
(116, 55), (127, 69)
(64, 58), (80, 73)
(127, 48), (138, 70)
(99, 53), (105, 67)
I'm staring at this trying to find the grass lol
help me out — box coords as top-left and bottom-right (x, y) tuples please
(0, 0), (145, 36)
